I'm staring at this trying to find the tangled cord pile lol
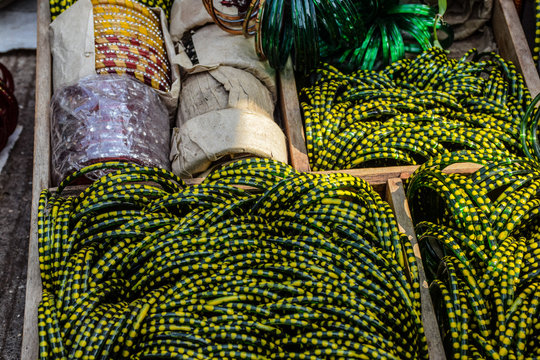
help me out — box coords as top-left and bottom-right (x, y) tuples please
(407, 151), (540, 359)
(38, 158), (426, 359)
(0, 62), (18, 151)
(301, 47), (531, 171)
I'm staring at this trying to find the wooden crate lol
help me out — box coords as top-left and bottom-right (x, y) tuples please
(24, 1), (447, 347)
(281, 0), (540, 173)
(23, 7), (306, 358)
(26, 0), (507, 357)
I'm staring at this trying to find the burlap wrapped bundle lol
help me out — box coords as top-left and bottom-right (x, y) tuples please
(170, 11), (287, 177)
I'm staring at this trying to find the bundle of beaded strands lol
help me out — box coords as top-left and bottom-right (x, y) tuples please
(301, 47), (531, 171)
(50, 0), (173, 21)
(203, 0), (452, 72)
(92, 0), (171, 92)
(520, 92), (540, 162)
(37, 158), (428, 359)
(532, 0), (540, 67)
(0, 62), (18, 151)
(406, 151), (540, 359)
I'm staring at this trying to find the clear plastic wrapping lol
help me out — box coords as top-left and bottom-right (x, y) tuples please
(50, 74), (170, 184)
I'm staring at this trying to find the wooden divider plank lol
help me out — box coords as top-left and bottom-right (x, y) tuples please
(493, 0), (540, 97)
(313, 162), (483, 187)
(278, 57), (311, 172)
(315, 165), (418, 185)
(21, 0), (51, 359)
(386, 178), (447, 360)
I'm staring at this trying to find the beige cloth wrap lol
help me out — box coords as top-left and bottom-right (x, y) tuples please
(169, 0), (213, 42)
(174, 24), (277, 100)
(170, 23), (287, 177)
(170, 109), (288, 177)
(178, 66), (274, 123)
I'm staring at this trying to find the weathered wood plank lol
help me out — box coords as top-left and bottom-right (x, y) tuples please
(278, 57), (311, 172)
(386, 178), (447, 360)
(493, 0), (540, 97)
(313, 162), (484, 184)
(21, 0), (50, 359)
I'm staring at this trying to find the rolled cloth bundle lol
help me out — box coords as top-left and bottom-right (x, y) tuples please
(171, 22), (287, 177)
